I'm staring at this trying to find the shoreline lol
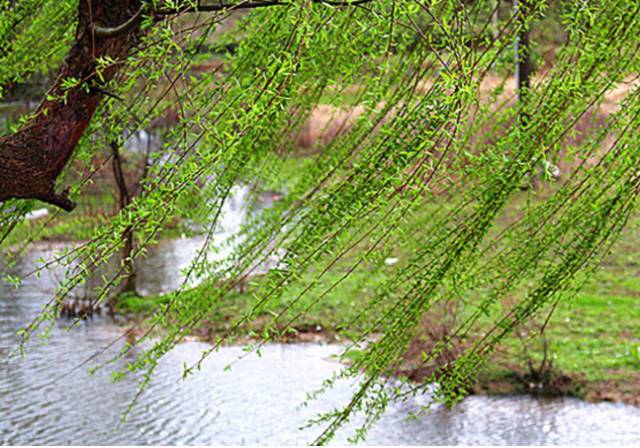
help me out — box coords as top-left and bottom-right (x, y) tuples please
(116, 311), (640, 408)
(3, 233), (640, 412)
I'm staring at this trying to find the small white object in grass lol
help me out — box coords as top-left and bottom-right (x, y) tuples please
(25, 208), (48, 221)
(384, 257), (399, 266)
(542, 160), (561, 180)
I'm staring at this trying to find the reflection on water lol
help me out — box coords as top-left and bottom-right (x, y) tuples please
(1, 216), (640, 444)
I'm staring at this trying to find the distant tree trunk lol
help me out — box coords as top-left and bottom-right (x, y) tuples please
(492, 0), (500, 40)
(514, 0), (533, 125)
(515, 0), (542, 190)
(110, 141), (136, 306)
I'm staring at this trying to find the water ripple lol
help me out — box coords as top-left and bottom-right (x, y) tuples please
(2, 243), (639, 445)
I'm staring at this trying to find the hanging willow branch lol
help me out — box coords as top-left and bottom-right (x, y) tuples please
(3, 0), (640, 444)
(0, 0), (376, 210)
(0, 0), (144, 210)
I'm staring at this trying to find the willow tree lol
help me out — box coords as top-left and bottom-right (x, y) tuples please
(2, 0), (640, 444)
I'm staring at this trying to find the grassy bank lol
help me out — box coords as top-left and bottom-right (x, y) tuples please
(474, 262), (640, 405)
(11, 151), (638, 407)
(116, 262), (640, 406)
(117, 261), (640, 406)
(115, 190), (640, 406)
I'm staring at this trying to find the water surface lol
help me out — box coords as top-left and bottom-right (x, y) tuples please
(1, 207), (639, 444)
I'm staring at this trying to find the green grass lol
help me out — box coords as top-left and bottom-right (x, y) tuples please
(256, 154), (319, 194)
(117, 260), (391, 339)
(14, 151), (638, 402)
(496, 272), (640, 382)
(118, 187), (639, 403)
(470, 212), (640, 402)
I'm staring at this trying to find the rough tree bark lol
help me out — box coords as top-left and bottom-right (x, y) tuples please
(0, 0), (371, 212)
(0, 0), (142, 211)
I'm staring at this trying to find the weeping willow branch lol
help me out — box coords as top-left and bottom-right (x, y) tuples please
(0, 0), (144, 210)
(0, 0), (373, 210)
(3, 0), (640, 445)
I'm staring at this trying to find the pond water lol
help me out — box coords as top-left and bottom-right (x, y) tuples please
(1, 191), (639, 445)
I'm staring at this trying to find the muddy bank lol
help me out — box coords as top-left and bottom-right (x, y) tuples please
(396, 329), (640, 408)
(473, 366), (640, 407)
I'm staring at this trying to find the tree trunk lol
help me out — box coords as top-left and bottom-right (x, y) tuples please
(0, 0), (142, 211)
(110, 141), (137, 300)
(492, 0), (500, 40)
(514, 0), (532, 119)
